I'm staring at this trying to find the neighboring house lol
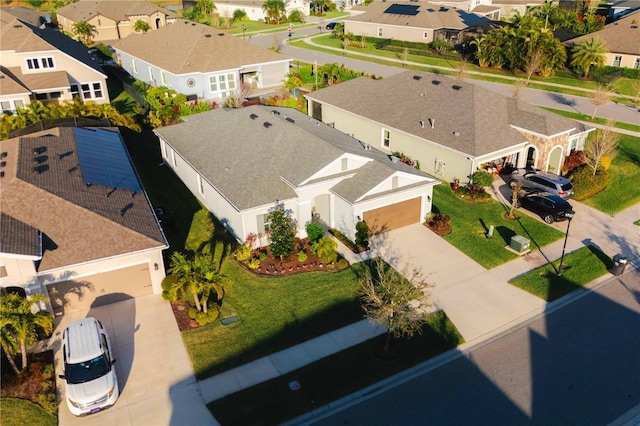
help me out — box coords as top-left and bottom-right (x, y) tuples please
(344, 1), (493, 45)
(112, 20), (291, 101)
(607, 0), (640, 19)
(0, 14), (109, 114)
(565, 10), (640, 70)
(427, 0), (544, 20)
(56, 0), (180, 43)
(0, 126), (168, 316)
(203, 0), (311, 21)
(305, 71), (594, 183)
(154, 105), (439, 240)
(1, 5), (49, 27)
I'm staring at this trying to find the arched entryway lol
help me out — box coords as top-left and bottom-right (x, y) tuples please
(548, 146), (564, 174)
(526, 146), (537, 170)
(155, 17), (161, 29)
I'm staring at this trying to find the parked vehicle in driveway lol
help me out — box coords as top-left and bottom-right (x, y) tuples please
(326, 21), (338, 30)
(515, 191), (575, 224)
(59, 318), (119, 416)
(509, 169), (574, 199)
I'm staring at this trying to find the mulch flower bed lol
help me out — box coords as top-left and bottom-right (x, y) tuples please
(170, 301), (199, 332)
(1, 350), (57, 414)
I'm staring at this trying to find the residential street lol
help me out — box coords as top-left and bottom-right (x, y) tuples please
(305, 267), (640, 426)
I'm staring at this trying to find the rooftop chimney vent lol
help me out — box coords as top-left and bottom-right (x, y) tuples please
(263, 122), (272, 128)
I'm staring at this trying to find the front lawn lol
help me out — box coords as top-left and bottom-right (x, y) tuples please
(208, 311), (463, 425)
(0, 398), (57, 426)
(182, 260), (365, 379)
(579, 135), (640, 215)
(509, 246), (612, 301)
(433, 185), (565, 269)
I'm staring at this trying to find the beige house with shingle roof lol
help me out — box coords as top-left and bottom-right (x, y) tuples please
(0, 13), (109, 114)
(565, 10), (640, 70)
(306, 71), (594, 183)
(344, 1), (493, 44)
(0, 126), (168, 316)
(112, 20), (290, 101)
(56, 0), (179, 43)
(154, 105), (439, 240)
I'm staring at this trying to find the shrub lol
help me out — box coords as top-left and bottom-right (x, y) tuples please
(457, 183), (492, 202)
(471, 171), (494, 187)
(189, 306), (220, 326)
(235, 242), (252, 263)
(259, 252), (268, 261)
(568, 165), (608, 200)
(355, 221), (369, 248)
(248, 258), (260, 269)
(305, 222), (325, 242)
(161, 275), (180, 301)
(311, 236), (338, 263)
(337, 258), (349, 269)
(600, 155), (612, 171)
(298, 251), (308, 262)
(563, 150), (586, 174)
(429, 213), (452, 236)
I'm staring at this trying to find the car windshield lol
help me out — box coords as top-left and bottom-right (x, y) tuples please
(66, 355), (110, 384)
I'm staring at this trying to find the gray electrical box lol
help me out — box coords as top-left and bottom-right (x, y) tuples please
(510, 235), (530, 253)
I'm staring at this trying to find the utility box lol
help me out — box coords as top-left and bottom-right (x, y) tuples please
(510, 235), (530, 254)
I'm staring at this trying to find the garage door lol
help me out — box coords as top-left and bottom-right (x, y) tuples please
(363, 197), (421, 234)
(47, 264), (152, 317)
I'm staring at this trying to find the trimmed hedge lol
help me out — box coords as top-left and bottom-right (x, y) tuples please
(590, 66), (640, 84)
(568, 165), (609, 200)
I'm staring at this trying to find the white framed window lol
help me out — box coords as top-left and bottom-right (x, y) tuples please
(436, 160), (446, 176)
(161, 71), (167, 85)
(1, 99), (25, 114)
(423, 32), (429, 39)
(613, 55), (622, 67)
(209, 73), (237, 96)
(258, 214), (272, 232)
(377, 27), (383, 37)
(76, 82), (104, 100)
(26, 57), (54, 70)
(132, 59), (138, 74)
(382, 129), (390, 148)
(197, 174), (205, 195)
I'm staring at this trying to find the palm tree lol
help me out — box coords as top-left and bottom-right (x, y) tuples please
(134, 20), (151, 34)
(196, 0), (216, 17)
(0, 316), (20, 375)
(531, 0), (556, 29)
(0, 293), (53, 370)
(72, 20), (97, 45)
(262, 0), (286, 24)
(570, 37), (607, 77)
(232, 9), (247, 23)
(168, 252), (225, 313)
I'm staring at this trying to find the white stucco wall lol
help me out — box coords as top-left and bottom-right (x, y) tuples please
(0, 255), (39, 288)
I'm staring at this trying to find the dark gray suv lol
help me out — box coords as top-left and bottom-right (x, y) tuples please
(509, 169), (574, 199)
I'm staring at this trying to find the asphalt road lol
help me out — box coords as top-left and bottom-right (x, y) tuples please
(304, 267), (640, 425)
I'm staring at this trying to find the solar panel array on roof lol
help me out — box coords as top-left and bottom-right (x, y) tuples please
(74, 127), (142, 192)
(384, 4), (420, 15)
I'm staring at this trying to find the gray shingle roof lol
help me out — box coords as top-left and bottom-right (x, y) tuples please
(0, 213), (41, 257)
(112, 20), (289, 75)
(346, 1), (491, 29)
(564, 10), (640, 55)
(306, 71), (588, 157)
(57, 0), (179, 23)
(0, 127), (166, 271)
(154, 105), (431, 211)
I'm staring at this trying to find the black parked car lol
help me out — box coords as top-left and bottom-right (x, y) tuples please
(325, 21), (338, 30)
(515, 192), (575, 224)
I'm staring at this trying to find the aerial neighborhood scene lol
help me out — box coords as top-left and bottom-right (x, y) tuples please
(1, 0), (640, 424)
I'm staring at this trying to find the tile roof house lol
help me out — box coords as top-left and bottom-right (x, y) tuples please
(154, 105), (439, 239)
(202, 0), (310, 22)
(426, 0), (544, 20)
(0, 126), (168, 316)
(305, 71), (594, 183)
(564, 10), (640, 70)
(345, 1), (493, 44)
(112, 20), (291, 101)
(56, 0), (180, 43)
(0, 13), (109, 114)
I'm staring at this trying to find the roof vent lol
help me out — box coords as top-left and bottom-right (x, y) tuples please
(419, 120), (425, 128)
(192, 23), (196, 26)
(453, 131), (460, 137)
(272, 110), (280, 115)
(263, 122), (272, 128)
(432, 80), (441, 85)
(218, 33), (225, 36)
(413, 75), (422, 80)
(250, 113), (258, 120)
(452, 85), (462, 90)
(205, 34), (212, 38)
(286, 117), (295, 123)
(419, 93), (425, 96)
(429, 118), (435, 129)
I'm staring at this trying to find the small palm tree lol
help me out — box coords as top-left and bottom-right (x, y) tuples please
(0, 293), (53, 371)
(72, 20), (97, 45)
(262, 0), (286, 24)
(168, 252), (225, 313)
(196, 0), (216, 17)
(570, 37), (607, 77)
(134, 20), (151, 34)
(0, 316), (20, 375)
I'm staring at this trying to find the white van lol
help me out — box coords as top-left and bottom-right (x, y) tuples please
(59, 317), (119, 416)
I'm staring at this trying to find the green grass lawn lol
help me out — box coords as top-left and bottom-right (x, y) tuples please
(0, 398), (57, 426)
(433, 185), (565, 269)
(580, 135), (640, 215)
(540, 108), (640, 133)
(208, 311), (463, 426)
(509, 246), (612, 301)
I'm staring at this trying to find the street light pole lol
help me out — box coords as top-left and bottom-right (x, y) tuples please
(242, 24), (246, 40)
(557, 213), (574, 276)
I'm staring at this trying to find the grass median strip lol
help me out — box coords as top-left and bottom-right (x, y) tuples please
(208, 311), (463, 426)
(509, 246), (611, 301)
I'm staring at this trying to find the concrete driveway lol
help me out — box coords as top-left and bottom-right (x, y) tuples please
(51, 294), (217, 425)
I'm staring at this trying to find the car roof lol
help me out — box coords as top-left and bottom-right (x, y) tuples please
(64, 317), (104, 363)
(527, 191), (569, 203)
(532, 171), (571, 183)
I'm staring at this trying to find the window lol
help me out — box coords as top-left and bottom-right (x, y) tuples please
(15, 99), (24, 109)
(161, 71), (167, 85)
(26, 57), (54, 70)
(35, 93), (48, 100)
(378, 27), (383, 37)
(26, 58), (39, 69)
(258, 214), (271, 232)
(209, 75), (218, 92)
(436, 160), (446, 175)
(0, 99), (24, 114)
(423, 32), (429, 39)
(75, 82), (104, 100)
(635, 58), (640, 70)
(209, 73), (237, 96)
(382, 129), (390, 148)
(1, 101), (10, 111)
(70, 84), (80, 99)
(92, 83), (103, 98)
(613, 55), (622, 67)
(219, 74), (227, 91)
(197, 174), (205, 195)
(82, 84), (92, 99)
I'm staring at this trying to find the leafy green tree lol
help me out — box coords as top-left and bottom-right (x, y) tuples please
(530, 0), (555, 29)
(570, 37), (608, 77)
(283, 72), (303, 94)
(263, 0), (286, 24)
(305, 221), (325, 243)
(167, 252), (225, 313)
(232, 9), (247, 22)
(359, 258), (433, 353)
(182, 6), (200, 20)
(311, 236), (338, 263)
(134, 20), (151, 34)
(288, 10), (303, 23)
(196, 0), (216, 16)
(355, 221), (369, 248)
(72, 20), (97, 45)
(267, 202), (296, 258)
(0, 293), (53, 370)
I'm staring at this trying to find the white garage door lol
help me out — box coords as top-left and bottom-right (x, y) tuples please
(47, 264), (153, 317)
